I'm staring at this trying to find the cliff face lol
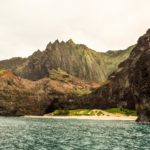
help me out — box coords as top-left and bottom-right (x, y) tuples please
(0, 70), (99, 116)
(87, 30), (150, 122)
(0, 71), (51, 116)
(0, 40), (132, 82)
(132, 30), (150, 122)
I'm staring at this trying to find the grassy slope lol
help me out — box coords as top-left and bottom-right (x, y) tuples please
(48, 108), (136, 116)
(105, 108), (136, 116)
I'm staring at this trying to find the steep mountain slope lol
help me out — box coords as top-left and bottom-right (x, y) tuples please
(101, 45), (135, 76)
(86, 29), (150, 122)
(0, 40), (132, 82)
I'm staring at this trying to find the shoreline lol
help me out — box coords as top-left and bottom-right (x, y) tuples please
(24, 115), (137, 121)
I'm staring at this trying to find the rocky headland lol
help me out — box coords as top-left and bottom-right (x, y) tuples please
(0, 30), (150, 122)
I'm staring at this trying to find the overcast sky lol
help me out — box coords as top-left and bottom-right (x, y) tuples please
(0, 0), (150, 60)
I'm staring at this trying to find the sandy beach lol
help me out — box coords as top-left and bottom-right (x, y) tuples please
(24, 115), (137, 121)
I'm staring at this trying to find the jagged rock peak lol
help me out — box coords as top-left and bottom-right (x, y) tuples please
(137, 30), (150, 50)
(46, 39), (75, 50)
(146, 28), (150, 34)
(31, 49), (42, 58)
(54, 39), (60, 44)
(66, 39), (75, 44)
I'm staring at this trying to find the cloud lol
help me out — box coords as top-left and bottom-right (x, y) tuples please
(0, 0), (150, 60)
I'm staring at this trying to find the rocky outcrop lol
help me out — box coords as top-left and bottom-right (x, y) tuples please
(0, 40), (132, 82)
(0, 70), (99, 116)
(86, 29), (150, 122)
(0, 71), (51, 116)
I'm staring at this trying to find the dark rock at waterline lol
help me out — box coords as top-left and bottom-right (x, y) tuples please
(86, 29), (150, 122)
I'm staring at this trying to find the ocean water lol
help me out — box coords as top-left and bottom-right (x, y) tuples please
(0, 117), (149, 150)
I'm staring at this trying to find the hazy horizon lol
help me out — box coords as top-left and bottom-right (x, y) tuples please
(0, 0), (150, 60)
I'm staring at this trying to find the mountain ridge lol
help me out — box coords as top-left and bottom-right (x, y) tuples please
(0, 39), (133, 82)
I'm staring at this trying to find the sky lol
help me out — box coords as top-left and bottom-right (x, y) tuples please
(0, 0), (150, 60)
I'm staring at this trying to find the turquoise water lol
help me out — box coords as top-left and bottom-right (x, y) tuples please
(0, 117), (149, 150)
